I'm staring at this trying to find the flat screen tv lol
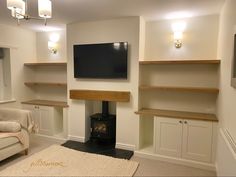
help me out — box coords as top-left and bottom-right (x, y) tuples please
(74, 42), (128, 79)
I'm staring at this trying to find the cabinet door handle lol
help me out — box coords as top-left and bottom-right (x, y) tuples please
(184, 121), (188, 124)
(179, 121), (183, 124)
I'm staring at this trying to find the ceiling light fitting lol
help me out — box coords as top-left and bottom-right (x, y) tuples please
(7, 0), (52, 26)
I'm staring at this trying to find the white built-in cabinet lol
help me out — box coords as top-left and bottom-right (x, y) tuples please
(155, 117), (213, 163)
(136, 60), (220, 169)
(23, 104), (54, 135)
(22, 104), (66, 137)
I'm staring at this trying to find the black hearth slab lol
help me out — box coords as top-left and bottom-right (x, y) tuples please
(61, 140), (133, 160)
(98, 149), (134, 160)
(62, 140), (115, 153)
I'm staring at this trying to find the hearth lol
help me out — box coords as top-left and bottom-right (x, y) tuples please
(90, 101), (116, 142)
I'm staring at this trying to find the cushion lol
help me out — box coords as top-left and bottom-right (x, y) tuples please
(0, 121), (21, 132)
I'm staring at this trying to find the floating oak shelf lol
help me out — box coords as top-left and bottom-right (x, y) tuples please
(139, 60), (221, 65)
(22, 100), (69, 108)
(135, 108), (218, 122)
(70, 89), (130, 102)
(24, 62), (67, 66)
(24, 82), (67, 87)
(139, 85), (219, 94)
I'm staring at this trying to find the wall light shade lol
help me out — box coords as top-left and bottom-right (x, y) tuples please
(48, 33), (59, 54)
(49, 33), (60, 43)
(38, 0), (52, 18)
(174, 31), (183, 40)
(48, 41), (57, 54)
(172, 22), (186, 49)
(172, 22), (186, 32)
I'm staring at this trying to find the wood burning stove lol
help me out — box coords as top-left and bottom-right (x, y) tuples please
(90, 101), (116, 142)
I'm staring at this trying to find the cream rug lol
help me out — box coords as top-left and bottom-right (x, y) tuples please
(0, 145), (139, 176)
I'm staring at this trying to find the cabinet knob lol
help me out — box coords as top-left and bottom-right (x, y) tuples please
(184, 121), (188, 124)
(179, 121), (183, 124)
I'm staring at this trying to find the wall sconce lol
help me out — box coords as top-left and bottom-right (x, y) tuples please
(48, 41), (57, 54)
(172, 22), (186, 49)
(48, 33), (59, 54)
(174, 31), (183, 48)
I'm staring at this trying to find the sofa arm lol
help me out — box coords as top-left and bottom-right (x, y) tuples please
(0, 108), (34, 132)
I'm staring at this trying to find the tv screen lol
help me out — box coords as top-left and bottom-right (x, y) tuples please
(74, 42), (128, 79)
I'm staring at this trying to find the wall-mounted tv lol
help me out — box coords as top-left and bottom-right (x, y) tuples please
(74, 42), (128, 79)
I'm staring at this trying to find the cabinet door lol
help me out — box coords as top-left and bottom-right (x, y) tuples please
(182, 120), (213, 163)
(38, 106), (54, 136)
(155, 117), (183, 158)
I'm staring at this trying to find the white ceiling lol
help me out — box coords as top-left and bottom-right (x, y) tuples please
(0, 0), (225, 32)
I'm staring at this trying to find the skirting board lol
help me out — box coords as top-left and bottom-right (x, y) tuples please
(68, 135), (86, 143)
(220, 128), (236, 158)
(215, 128), (236, 176)
(115, 143), (135, 151)
(134, 151), (216, 171)
(31, 134), (67, 144)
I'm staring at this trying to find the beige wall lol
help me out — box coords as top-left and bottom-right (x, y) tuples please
(216, 0), (236, 175)
(0, 24), (36, 108)
(67, 17), (140, 149)
(145, 15), (219, 60)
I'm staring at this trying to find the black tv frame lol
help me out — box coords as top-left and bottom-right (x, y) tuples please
(73, 42), (128, 79)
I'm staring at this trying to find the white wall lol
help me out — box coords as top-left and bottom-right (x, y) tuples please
(36, 30), (67, 62)
(0, 24), (36, 108)
(145, 15), (219, 60)
(140, 15), (219, 114)
(25, 65), (67, 102)
(67, 17), (140, 149)
(25, 30), (68, 102)
(216, 0), (236, 175)
(1, 48), (12, 100)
